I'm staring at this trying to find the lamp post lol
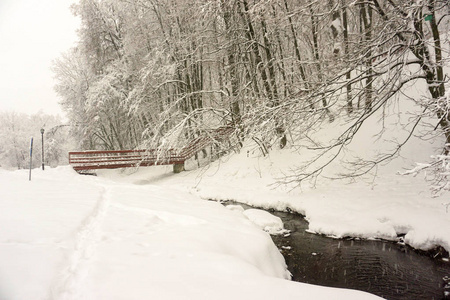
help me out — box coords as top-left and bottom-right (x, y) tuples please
(40, 128), (45, 170)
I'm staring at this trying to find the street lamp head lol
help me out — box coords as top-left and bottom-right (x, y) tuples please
(40, 128), (45, 134)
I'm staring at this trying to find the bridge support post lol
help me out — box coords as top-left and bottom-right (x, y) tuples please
(173, 162), (185, 173)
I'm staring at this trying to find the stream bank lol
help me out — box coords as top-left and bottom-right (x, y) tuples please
(223, 201), (450, 300)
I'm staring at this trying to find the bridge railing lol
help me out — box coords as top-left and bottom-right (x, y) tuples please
(179, 126), (234, 159)
(69, 149), (184, 171)
(69, 126), (235, 173)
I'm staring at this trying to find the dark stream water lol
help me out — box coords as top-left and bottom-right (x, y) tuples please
(225, 202), (450, 299)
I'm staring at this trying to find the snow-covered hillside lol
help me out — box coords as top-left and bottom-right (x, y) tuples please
(0, 167), (382, 300)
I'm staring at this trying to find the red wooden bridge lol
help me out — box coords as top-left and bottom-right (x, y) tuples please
(69, 126), (234, 173)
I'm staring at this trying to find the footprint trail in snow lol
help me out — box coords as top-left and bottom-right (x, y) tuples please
(49, 186), (111, 300)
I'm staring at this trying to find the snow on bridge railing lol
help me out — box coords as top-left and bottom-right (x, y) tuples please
(69, 126), (235, 173)
(69, 149), (184, 172)
(179, 126), (235, 159)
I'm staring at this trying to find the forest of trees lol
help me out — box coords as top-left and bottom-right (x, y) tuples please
(53, 0), (449, 190)
(0, 112), (72, 169)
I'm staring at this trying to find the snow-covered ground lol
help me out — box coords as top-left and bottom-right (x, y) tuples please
(0, 166), (382, 300)
(1, 108), (449, 300)
(102, 144), (450, 256)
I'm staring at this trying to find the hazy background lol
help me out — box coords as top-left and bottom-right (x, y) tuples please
(0, 0), (79, 117)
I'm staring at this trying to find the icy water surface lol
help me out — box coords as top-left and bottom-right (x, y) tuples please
(270, 210), (450, 300)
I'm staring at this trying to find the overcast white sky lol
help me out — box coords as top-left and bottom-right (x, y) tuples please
(0, 0), (79, 117)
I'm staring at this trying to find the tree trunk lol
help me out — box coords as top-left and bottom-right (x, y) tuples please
(342, 0), (353, 114)
(360, 1), (373, 111)
(310, 6), (328, 109)
(220, 0), (241, 125)
(426, 0), (449, 153)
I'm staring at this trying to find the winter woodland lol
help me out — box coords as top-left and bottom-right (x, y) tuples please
(1, 1), (449, 298)
(0, 112), (72, 169)
(51, 0), (450, 191)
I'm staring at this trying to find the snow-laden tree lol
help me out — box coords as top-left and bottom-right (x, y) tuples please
(0, 112), (71, 169)
(249, 0), (450, 185)
(53, 47), (99, 149)
(54, 0), (449, 190)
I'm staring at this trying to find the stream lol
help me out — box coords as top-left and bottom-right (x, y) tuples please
(225, 202), (450, 299)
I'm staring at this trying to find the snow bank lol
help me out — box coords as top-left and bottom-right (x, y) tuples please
(135, 141), (450, 256)
(0, 167), (381, 299)
(242, 209), (288, 235)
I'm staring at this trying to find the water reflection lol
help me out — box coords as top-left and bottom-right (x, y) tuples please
(270, 211), (450, 300)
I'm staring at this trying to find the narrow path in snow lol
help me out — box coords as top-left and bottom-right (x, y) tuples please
(111, 202), (207, 226)
(49, 185), (112, 300)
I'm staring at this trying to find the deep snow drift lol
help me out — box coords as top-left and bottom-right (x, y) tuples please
(0, 166), (381, 300)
